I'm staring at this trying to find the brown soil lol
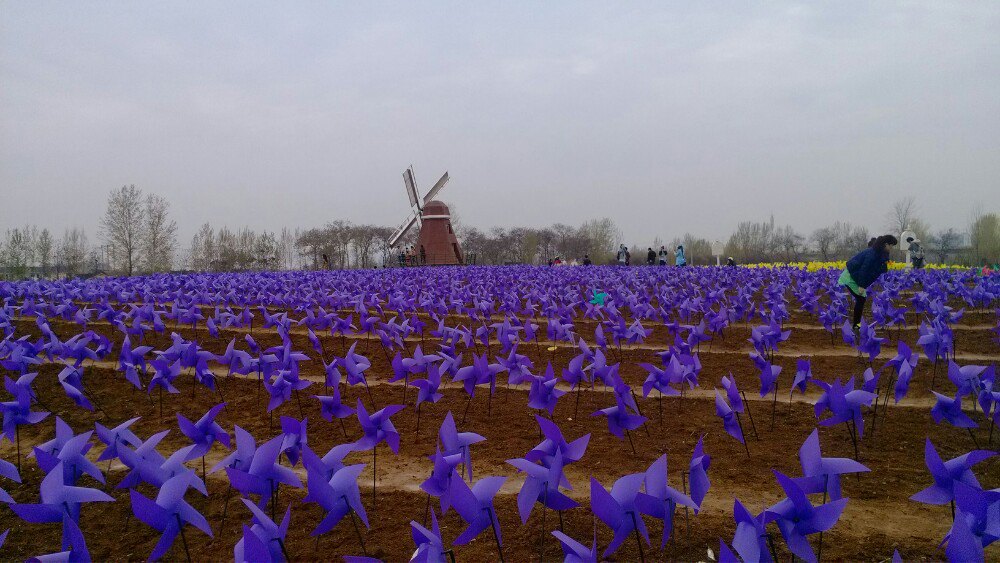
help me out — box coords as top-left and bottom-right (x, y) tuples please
(0, 314), (997, 561)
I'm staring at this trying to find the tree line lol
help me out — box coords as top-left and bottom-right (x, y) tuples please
(2, 190), (998, 280)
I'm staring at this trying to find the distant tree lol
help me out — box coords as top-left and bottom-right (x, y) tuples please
(886, 197), (918, 235)
(810, 227), (837, 261)
(142, 193), (177, 272)
(969, 211), (1000, 265)
(100, 184), (146, 275)
(832, 221), (869, 259)
(36, 228), (53, 277)
(57, 228), (89, 277)
(2, 227), (35, 279)
(776, 225), (805, 262)
(189, 223), (215, 271)
(928, 228), (962, 263)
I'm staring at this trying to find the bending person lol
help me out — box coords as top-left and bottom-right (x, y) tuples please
(839, 234), (897, 330)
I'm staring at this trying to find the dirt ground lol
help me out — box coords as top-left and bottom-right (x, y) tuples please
(0, 310), (998, 561)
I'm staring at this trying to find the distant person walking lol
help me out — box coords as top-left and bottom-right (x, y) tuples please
(906, 236), (925, 269)
(582, 254), (592, 266)
(674, 245), (687, 267)
(646, 247), (656, 265)
(617, 245), (629, 266)
(658, 245), (668, 265)
(839, 234), (898, 329)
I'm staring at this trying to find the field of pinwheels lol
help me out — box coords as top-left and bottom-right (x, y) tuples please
(0, 266), (998, 561)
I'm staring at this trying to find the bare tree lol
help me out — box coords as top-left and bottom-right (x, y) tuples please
(57, 228), (89, 277)
(969, 211), (1000, 266)
(100, 185), (146, 275)
(810, 227), (837, 261)
(189, 223), (215, 271)
(886, 197), (918, 235)
(2, 227), (36, 279)
(36, 228), (53, 277)
(142, 194), (178, 272)
(928, 228), (962, 263)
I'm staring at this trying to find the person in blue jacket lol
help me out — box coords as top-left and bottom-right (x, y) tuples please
(674, 245), (687, 267)
(839, 234), (898, 329)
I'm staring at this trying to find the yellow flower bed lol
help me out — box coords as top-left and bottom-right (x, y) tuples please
(744, 261), (968, 271)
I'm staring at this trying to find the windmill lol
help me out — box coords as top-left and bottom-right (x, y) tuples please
(389, 166), (464, 266)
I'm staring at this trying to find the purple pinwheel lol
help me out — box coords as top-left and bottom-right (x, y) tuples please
(226, 435), (303, 513)
(28, 518), (90, 561)
(129, 471), (213, 561)
(437, 411), (485, 481)
(731, 498), (773, 563)
(551, 530), (599, 563)
(635, 455), (697, 547)
(792, 359), (812, 396)
(947, 361), (988, 398)
(714, 390), (748, 455)
(11, 462), (113, 551)
(31, 418), (104, 486)
(353, 399), (404, 506)
(841, 320), (857, 348)
(506, 450), (577, 525)
(303, 462), (369, 546)
(590, 474), (649, 558)
(315, 387), (355, 437)
(421, 446), (463, 514)
(688, 436), (711, 512)
(211, 425), (257, 474)
(640, 361), (680, 424)
(95, 417), (142, 467)
(944, 481), (1000, 561)
(234, 498), (291, 563)
(526, 415), (590, 468)
(278, 416), (307, 466)
(410, 509), (450, 563)
(910, 439), (996, 505)
(793, 429), (869, 500)
(592, 394), (646, 453)
(931, 391), (978, 429)
(763, 470), (847, 563)
(177, 403), (230, 476)
(453, 352), (502, 418)
(500, 344), (536, 388)
(813, 376), (875, 452)
(447, 472), (506, 557)
(857, 321), (886, 362)
(0, 457), (20, 504)
(528, 363), (565, 417)
(411, 363), (444, 440)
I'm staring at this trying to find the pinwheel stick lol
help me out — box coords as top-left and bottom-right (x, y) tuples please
(575, 384), (583, 419)
(632, 390), (651, 436)
(625, 429), (637, 454)
(15, 425), (21, 473)
(967, 428), (980, 449)
(372, 445), (378, 509)
(740, 390), (760, 440)
(681, 471), (691, 538)
(342, 495), (368, 555)
(176, 513), (192, 563)
(735, 413), (751, 458)
(218, 483), (233, 539)
(629, 512), (646, 563)
(489, 508), (505, 563)
(415, 403), (422, 442)
(537, 487), (548, 559)
(769, 382), (779, 431)
(846, 420), (859, 461)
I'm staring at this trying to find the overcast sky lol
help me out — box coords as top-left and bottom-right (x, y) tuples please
(2, 1), (998, 246)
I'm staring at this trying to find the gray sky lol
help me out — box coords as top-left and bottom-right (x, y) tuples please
(2, 1), (999, 245)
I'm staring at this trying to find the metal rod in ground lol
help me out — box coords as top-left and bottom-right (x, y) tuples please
(681, 471), (690, 538)
(372, 446), (377, 509)
(632, 390), (650, 436)
(735, 412), (751, 458)
(489, 509), (505, 563)
(741, 390), (759, 440)
(348, 503), (368, 556)
(218, 483), (233, 538)
(967, 428), (980, 449)
(626, 429), (637, 454)
(630, 512), (646, 563)
(176, 514), (192, 563)
(769, 383), (778, 431)
(537, 489), (547, 560)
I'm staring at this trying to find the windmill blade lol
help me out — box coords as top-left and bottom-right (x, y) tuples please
(389, 214), (420, 248)
(403, 168), (420, 209)
(421, 172), (450, 205)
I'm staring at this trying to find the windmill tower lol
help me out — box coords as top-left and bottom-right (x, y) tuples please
(388, 166), (464, 266)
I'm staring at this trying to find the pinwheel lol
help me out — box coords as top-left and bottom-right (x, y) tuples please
(931, 391), (980, 446)
(639, 361), (679, 424)
(943, 481), (1000, 561)
(635, 454), (697, 547)
(910, 438), (996, 506)
(353, 399), (404, 506)
(400, 345), (439, 402)
(119, 335), (154, 389)
(730, 498), (774, 563)
(687, 436), (711, 512)
(714, 390), (749, 457)
(1, 383), (49, 471)
(299, 460), (369, 553)
(226, 435), (303, 518)
(315, 385), (354, 437)
(447, 472), (506, 560)
(410, 508), (453, 563)
(792, 359), (812, 397)
(526, 415), (590, 471)
(592, 394), (646, 453)
(278, 416), (307, 466)
(794, 429), (869, 501)
(528, 363), (565, 418)
(947, 361), (988, 399)
(507, 449), (577, 534)
(453, 352), (502, 421)
(410, 363), (445, 440)
(129, 471), (213, 561)
(177, 403), (230, 477)
(233, 498), (291, 562)
(0, 456), (19, 504)
(763, 469), (848, 563)
(32, 419), (104, 486)
(857, 321), (886, 363)
(813, 376), (875, 458)
(11, 461), (114, 551)
(917, 320), (952, 388)
(751, 354), (782, 429)
(721, 374), (758, 440)
(590, 474), (649, 558)
(421, 446), (463, 516)
(437, 411), (485, 482)
(148, 356), (182, 417)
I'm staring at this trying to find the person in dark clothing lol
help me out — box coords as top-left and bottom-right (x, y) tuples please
(726, 257), (736, 267)
(906, 236), (925, 269)
(582, 254), (592, 266)
(646, 247), (656, 265)
(839, 234), (898, 329)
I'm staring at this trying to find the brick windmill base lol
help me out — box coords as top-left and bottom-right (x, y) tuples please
(415, 200), (463, 265)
